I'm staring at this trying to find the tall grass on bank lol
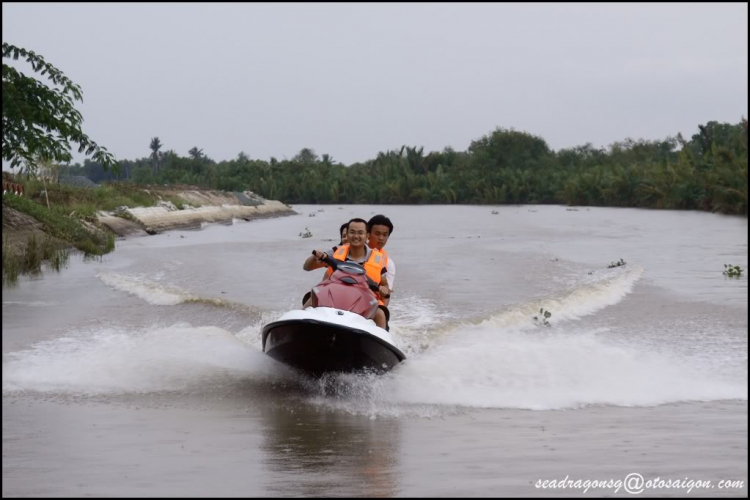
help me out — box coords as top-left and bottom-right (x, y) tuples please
(3, 195), (113, 255)
(3, 191), (118, 285)
(49, 246), (71, 272)
(20, 179), (189, 219)
(2, 236), (20, 285)
(2, 234), (71, 285)
(23, 233), (40, 272)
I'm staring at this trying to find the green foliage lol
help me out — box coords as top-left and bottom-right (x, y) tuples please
(49, 246), (70, 272)
(50, 118), (747, 217)
(2, 43), (116, 174)
(469, 127), (553, 171)
(104, 233), (116, 253)
(3, 195), (113, 256)
(40, 235), (58, 260)
(188, 147), (204, 160)
(149, 137), (162, 175)
(292, 148), (319, 165)
(2, 233), (71, 285)
(20, 178), (184, 215)
(23, 233), (40, 272)
(723, 264), (744, 278)
(2, 235), (20, 285)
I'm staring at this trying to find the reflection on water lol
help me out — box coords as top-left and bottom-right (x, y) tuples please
(259, 403), (400, 497)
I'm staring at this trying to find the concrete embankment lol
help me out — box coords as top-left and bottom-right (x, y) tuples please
(97, 189), (296, 236)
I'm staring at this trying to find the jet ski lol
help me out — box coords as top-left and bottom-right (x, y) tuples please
(262, 251), (406, 376)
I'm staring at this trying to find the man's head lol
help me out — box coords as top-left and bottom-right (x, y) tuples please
(339, 222), (349, 245)
(367, 215), (393, 250)
(346, 218), (369, 249)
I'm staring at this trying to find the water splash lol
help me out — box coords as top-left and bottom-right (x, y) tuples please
(477, 266), (644, 331)
(2, 323), (286, 395)
(97, 272), (187, 305)
(14, 265), (743, 415)
(386, 325), (747, 411)
(97, 272), (262, 315)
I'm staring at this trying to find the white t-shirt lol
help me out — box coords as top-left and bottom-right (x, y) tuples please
(384, 255), (396, 290)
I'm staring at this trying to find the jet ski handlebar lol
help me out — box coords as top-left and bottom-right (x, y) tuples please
(312, 250), (380, 293)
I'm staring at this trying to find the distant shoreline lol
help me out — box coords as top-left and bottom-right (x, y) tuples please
(96, 190), (296, 237)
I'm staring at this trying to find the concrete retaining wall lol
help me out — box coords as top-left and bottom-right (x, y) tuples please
(96, 190), (296, 236)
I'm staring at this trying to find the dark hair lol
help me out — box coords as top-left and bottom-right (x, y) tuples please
(347, 218), (369, 231)
(367, 214), (394, 235)
(339, 222), (349, 245)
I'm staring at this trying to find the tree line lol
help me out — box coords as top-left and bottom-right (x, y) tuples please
(3, 43), (746, 216)
(61, 120), (747, 215)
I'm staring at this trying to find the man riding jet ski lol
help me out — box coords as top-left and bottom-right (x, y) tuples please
(262, 218), (405, 376)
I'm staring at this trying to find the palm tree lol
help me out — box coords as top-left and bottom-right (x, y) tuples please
(150, 137), (162, 175)
(405, 146), (425, 174)
(188, 147), (204, 160)
(320, 154), (334, 166)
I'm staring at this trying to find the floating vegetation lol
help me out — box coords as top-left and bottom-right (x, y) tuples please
(723, 264), (744, 278)
(299, 227), (313, 238)
(608, 258), (626, 268)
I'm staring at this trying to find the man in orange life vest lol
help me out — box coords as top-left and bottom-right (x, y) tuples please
(367, 214), (395, 308)
(303, 218), (390, 329)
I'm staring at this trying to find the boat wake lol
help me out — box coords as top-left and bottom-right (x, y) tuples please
(6, 265), (741, 415)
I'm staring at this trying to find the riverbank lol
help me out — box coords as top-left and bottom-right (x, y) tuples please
(1, 181), (297, 284)
(94, 186), (296, 236)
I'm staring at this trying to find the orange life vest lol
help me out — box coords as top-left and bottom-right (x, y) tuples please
(326, 244), (386, 305)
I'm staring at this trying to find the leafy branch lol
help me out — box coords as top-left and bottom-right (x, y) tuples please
(2, 43), (117, 174)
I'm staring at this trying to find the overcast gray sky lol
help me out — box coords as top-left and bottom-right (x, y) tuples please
(3, 2), (748, 166)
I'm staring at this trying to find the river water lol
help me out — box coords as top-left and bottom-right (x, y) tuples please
(2, 205), (747, 497)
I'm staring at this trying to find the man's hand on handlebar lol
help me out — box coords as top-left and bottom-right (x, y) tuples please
(313, 250), (329, 261)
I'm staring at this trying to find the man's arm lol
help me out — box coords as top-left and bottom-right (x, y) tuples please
(377, 271), (392, 306)
(384, 257), (395, 291)
(380, 257), (395, 307)
(303, 250), (330, 271)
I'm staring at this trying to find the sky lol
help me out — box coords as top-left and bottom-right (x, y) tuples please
(3, 2), (748, 166)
